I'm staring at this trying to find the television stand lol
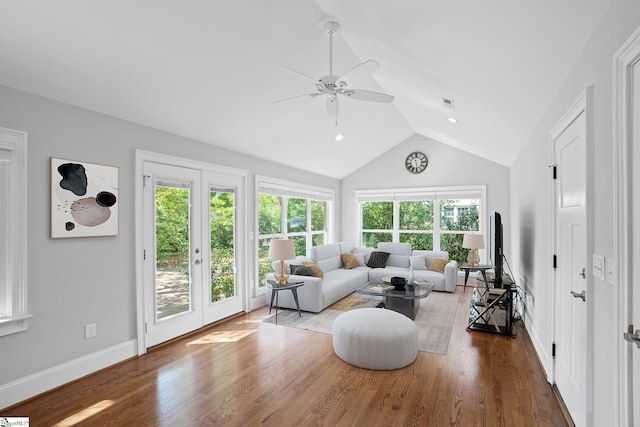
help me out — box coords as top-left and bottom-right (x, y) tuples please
(467, 276), (516, 336)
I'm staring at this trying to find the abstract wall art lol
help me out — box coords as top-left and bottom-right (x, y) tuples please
(51, 157), (119, 238)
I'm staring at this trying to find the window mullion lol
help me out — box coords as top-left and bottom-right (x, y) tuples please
(433, 198), (441, 250)
(393, 201), (400, 242)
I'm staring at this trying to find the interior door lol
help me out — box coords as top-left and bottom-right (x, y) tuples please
(630, 58), (640, 427)
(143, 161), (203, 347)
(553, 111), (588, 426)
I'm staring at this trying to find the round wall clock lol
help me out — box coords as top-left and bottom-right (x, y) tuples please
(405, 151), (428, 174)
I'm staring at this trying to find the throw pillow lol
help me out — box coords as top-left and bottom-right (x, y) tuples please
(302, 261), (324, 279)
(289, 264), (314, 276)
(409, 255), (427, 270)
(366, 251), (390, 268)
(428, 258), (449, 273)
(341, 253), (360, 269)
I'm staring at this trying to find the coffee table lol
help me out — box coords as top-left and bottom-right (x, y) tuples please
(356, 280), (434, 320)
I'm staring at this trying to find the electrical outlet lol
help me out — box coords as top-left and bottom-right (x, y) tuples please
(85, 323), (96, 339)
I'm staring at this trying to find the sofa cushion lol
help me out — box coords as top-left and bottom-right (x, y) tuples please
(341, 253), (360, 269)
(377, 242), (411, 268)
(302, 261), (324, 279)
(413, 270), (447, 290)
(311, 243), (342, 272)
(289, 264), (314, 276)
(428, 258), (449, 273)
(366, 251), (390, 268)
(353, 247), (374, 264)
(338, 241), (354, 254)
(409, 255), (427, 270)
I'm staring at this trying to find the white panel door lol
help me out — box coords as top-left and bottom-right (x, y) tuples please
(143, 161), (203, 347)
(202, 170), (244, 324)
(630, 59), (640, 427)
(554, 111), (588, 427)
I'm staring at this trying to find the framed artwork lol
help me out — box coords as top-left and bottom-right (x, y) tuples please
(51, 157), (119, 238)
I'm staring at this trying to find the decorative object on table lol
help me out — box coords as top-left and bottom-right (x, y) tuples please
(51, 157), (119, 238)
(463, 233), (485, 266)
(268, 239), (296, 284)
(390, 276), (407, 290)
(405, 151), (428, 174)
(407, 267), (415, 285)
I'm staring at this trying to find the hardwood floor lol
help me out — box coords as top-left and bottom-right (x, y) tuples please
(5, 288), (569, 426)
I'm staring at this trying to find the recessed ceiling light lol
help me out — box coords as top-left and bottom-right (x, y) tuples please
(335, 133), (344, 141)
(447, 117), (458, 124)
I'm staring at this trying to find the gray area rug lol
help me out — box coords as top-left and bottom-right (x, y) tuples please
(263, 287), (460, 355)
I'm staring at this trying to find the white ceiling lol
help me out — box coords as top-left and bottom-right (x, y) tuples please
(0, 0), (612, 179)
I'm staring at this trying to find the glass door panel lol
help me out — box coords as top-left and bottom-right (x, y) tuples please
(155, 183), (192, 319)
(143, 162), (202, 348)
(209, 188), (236, 303)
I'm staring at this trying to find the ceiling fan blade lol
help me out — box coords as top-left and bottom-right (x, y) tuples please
(273, 93), (321, 104)
(337, 59), (380, 84)
(326, 97), (339, 117)
(342, 89), (394, 103)
(281, 67), (320, 85)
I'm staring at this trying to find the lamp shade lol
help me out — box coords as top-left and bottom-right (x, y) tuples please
(268, 239), (296, 260)
(462, 233), (485, 249)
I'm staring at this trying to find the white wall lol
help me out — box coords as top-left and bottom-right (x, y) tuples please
(509, 2), (640, 425)
(341, 133), (510, 256)
(0, 84), (340, 407)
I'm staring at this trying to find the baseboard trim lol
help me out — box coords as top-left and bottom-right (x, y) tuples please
(0, 339), (137, 410)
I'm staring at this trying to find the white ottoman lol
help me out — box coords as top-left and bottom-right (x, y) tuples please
(333, 307), (418, 370)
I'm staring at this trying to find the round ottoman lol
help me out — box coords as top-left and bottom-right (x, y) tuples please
(332, 307), (418, 370)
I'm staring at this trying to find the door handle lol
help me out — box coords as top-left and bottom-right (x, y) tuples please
(570, 290), (586, 301)
(623, 324), (640, 349)
(579, 268), (586, 279)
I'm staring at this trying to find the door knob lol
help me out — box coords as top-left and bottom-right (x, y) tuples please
(579, 268), (586, 279)
(623, 324), (640, 349)
(570, 290), (586, 301)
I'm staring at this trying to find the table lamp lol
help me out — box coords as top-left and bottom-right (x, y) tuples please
(268, 239), (296, 284)
(463, 233), (484, 266)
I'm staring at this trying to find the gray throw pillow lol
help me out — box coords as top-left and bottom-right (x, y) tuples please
(289, 264), (314, 276)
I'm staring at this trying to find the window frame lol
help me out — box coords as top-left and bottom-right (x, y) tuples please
(356, 185), (486, 263)
(256, 177), (334, 292)
(0, 127), (30, 337)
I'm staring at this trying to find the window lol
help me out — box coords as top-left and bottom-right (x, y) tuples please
(257, 178), (333, 288)
(0, 127), (29, 337)
(357, 186), (485, 266)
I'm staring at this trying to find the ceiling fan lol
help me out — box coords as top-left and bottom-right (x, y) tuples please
(275, 20), (394, 118)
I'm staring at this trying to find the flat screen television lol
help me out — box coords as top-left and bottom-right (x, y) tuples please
(489, 211), (503, 285)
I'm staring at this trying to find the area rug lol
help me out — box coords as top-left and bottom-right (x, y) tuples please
(263, 288), (460, 355)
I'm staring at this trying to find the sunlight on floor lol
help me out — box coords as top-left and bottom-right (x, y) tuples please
(52, 399), (115, 426)
(187, 329), (256, 344)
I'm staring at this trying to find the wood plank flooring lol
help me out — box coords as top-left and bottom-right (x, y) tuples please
(4, 288), (570, 426)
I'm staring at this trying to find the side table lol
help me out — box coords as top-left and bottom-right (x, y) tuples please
(265, 279), (305, 325)
(460, 264), (493, 292)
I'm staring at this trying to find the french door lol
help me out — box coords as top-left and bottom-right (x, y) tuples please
(142, 161), (244, 348)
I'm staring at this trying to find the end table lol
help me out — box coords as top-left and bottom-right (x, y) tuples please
(460, 264), (493, 292)
(265, 279), (305, 325)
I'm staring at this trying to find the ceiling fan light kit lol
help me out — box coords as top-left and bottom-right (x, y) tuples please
(275, 18), (394, 123)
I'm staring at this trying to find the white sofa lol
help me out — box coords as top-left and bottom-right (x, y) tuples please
(266, 241), (458, 313)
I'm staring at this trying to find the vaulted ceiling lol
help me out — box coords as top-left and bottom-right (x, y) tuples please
(0, 1), (612, 178)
